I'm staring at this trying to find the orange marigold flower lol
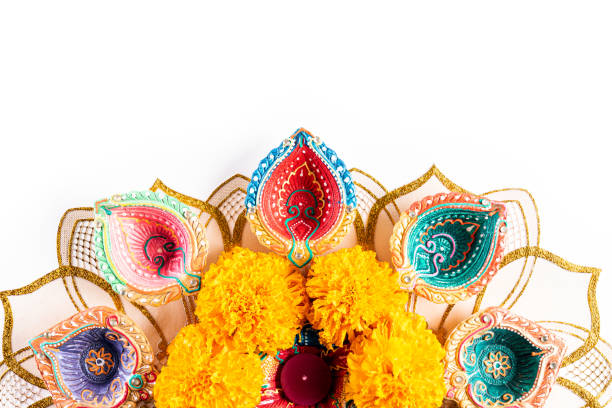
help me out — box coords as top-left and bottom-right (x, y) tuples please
(306, 246), (405, 347)
(347, 312), (446, 408)
(154, 324), (263, 408)
(195, 247), (309, 354)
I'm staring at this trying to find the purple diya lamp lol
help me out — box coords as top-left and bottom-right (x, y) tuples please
(29, 306), (157, 408)
(94, 190), (208, 306)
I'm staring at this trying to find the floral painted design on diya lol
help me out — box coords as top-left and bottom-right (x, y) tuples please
(259, 326), (349, 407)
(29, 306), (157, 408)
(94, 190), (208, 306)
(444, 307), (566, 408)
(390, 192), (507, 304)
(245, 128), (357, 267)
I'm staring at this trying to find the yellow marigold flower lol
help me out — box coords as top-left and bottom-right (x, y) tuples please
(195, 247), (309, 354)
(306, 246), (405, 347)
(154, 324), (263, 408)
(346, 312), (446, 408)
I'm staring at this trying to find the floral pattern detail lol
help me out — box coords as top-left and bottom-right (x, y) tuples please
(483, 351), (512, 379)
(28, 306), (157, 408)
(444, 307), (567, 408)
(85, 347), (115, 376)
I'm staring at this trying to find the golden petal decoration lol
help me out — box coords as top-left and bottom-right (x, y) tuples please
(364, 168), (541, 338)
(1, 166), (609, 408)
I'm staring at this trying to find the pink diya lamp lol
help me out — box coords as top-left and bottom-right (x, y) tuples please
(94, 190), (208, 306)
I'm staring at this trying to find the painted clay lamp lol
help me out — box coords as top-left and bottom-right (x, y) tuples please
(245, 128), (357, 268)
(390, 192), (507, 304)
(29, 306), (157, 408)
(444, 307), (566, 408)
(259, 327), (348, 407)
(94, 190), (208, 306)
(280, 353), (332, 405)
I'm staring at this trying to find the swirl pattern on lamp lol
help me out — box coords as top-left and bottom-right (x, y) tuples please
(94, 190), (208, 306)
(245, 128), (357, 267)
(390, 192), (507, 304)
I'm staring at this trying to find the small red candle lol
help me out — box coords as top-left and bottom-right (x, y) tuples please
(280, 353), (332, 405)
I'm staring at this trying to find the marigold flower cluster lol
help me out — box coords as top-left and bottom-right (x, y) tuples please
(155, 246), (445, 408)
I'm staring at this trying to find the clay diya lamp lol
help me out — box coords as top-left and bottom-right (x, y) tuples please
(29, 306), (157, 408)
(94, 190), (208, 306)
(390, 192), (507, 304)
(258, 326), (348, 407)
(444, 307), (566, 408)
(245, 128), (357, 268)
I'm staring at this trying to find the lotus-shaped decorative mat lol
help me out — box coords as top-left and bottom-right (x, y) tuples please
(0, 131), (608, 408)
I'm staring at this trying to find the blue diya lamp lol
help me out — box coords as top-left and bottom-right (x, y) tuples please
(390, 192), (508, 304)
(444, 307), (567, 408)
(245, 128), (357, 268)
(29, 306), (157, 408)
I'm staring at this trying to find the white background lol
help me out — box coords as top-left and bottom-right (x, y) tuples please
(0, 1), (610, 342)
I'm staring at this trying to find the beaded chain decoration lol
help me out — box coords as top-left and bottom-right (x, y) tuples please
(94, 190), (208, 306)
(29, 306), (157, 408)
(444, 307), (566, 408)
(245, 128), (357, 267)
(390, 193), (507, 304)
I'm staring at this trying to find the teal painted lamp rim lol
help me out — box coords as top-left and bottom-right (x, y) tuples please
(443, 307), (567, 408)
(390, 192), (508, 304)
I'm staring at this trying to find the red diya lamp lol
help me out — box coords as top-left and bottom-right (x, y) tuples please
(259, 328), (348, 407)
(280, 353), (332, 405)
